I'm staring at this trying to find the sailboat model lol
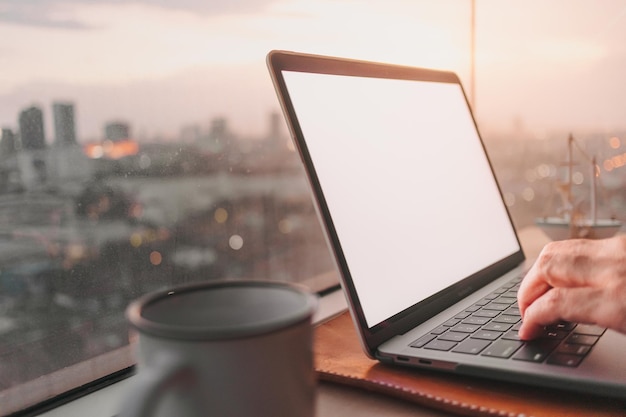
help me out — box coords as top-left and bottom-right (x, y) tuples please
(535, 134), (622, 240)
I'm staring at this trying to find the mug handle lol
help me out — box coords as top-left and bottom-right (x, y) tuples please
(118, 354), (200, 417)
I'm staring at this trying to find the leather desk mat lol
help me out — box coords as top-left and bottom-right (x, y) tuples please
(314, 312), (626, 417)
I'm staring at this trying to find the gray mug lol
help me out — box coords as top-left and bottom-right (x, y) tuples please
(118, 280), (318, 417)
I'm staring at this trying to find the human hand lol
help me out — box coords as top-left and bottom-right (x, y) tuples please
(517, 235), (626, 340)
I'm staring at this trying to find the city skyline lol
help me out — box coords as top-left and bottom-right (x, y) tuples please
(1, 99), (286, 148)
(2, 1), (626, 139)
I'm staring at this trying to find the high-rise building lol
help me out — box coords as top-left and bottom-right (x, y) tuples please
(1, 128), (17, 155)
(268, 112), (282, 139)
(209, 118), (228, 140)
(19, 106), (46, 150)
(180, 124), (202, 143)
(53, 102), (77, 145)
(267, 111), (287, 149)
(104, 121), (131, 141)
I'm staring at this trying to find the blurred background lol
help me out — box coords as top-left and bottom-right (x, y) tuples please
(1, 0), (625, 413)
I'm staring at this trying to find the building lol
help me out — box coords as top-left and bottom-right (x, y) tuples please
(202, 117), (231, 152)
(104, 122), (131, 142)
(18, 106), (46, 150)
(1, 128), (17, 156)
(267, 111), (287, 149)
(52, 102), (77, 146)
(180, 124), (202, 143)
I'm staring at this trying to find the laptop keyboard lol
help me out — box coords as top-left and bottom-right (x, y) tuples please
(409, 276), (606, 367)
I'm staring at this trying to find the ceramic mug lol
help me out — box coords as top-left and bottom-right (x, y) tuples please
(118, 280), (318, 417)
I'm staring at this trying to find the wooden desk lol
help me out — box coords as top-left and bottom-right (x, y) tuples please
(313, 290), (450, 416)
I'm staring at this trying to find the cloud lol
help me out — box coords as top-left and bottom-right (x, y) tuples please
(120, 0), (277, 14)
(0, 1), (92, 29)
(0, 0), (277, 30)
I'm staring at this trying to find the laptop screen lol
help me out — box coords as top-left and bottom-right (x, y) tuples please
(280, 68), (520, 328)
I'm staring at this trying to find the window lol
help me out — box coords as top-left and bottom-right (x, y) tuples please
(1, 1), (625, 415)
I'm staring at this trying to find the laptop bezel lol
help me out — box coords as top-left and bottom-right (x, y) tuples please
(266, 50), (526, 356)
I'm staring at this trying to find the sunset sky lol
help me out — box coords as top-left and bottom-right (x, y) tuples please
(1, 0), (626, 141)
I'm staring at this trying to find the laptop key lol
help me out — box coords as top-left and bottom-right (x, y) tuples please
(471, 331), (502, 341)
(573, 324), (606, 336)
(547, 321), (576, 331)
(481, 340), (523, 358)
(442, 318), (460, 327)
(452, 338), (491, 355)
(473, 310), (500, 318)
(438, 331), (469, 342)
(557, 343), (591, 356)
(502, 290), (518, 298)
(541, 329), (568, 340)
(462, 317), (490, 325)
(483, 302), (510, 311)
(566, 334), (599, 346)
(503, 307), (520, 316)
(424, 339), (457, 351)
(450, 324), (481, 333)
(501, 330), (521, 341)
(475, 298), (490, 306)
(493, 315), (520, 324)
(547, 353), (583, 367)
(513, 340), (560, 363)
(410, 334), (437, 348)
(482, 322), (513, 332)
(429, 326), (448, 335)
(494, 296), (516, 305)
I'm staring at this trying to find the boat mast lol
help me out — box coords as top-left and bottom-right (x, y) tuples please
(570, 133), (599, 227)
(566, 134), (573, 210)
(591, 156), (597, 225)
(567, 134), (575, 237)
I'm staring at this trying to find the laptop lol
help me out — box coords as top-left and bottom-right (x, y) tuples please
(266, 50), (626, 399)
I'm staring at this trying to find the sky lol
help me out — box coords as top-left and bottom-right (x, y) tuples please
(1, 0), (626, 142)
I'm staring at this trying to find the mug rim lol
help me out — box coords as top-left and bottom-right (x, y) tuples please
(126, 280), (318, 341)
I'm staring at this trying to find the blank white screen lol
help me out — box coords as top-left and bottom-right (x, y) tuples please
(283, 71), (520, 327)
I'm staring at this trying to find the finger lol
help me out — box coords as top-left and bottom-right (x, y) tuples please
(517, 321), (546, 341)
(517, 261), (551, 317)
(518, 286), (622, 340)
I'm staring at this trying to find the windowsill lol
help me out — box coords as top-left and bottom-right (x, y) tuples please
(37, 286), (349, 417)
(29, 226), (555, 417)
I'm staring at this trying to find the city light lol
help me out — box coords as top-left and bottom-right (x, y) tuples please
(522, 187), (535, 202)
(229, 234), (244, 250)
(83, 139), (139, 160)
(603, 152), (626, 172)
(214, 208), (229, 224)
(149, 251), (162, 266)
(572, 171), (584, 185)
(130, 233), (143, 248)
(278, 218), (293, 234)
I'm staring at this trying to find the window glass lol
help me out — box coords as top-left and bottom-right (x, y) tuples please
(1, 1), (624, 414)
